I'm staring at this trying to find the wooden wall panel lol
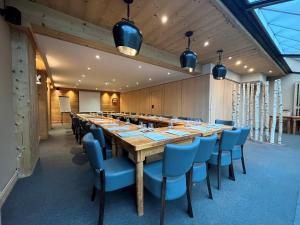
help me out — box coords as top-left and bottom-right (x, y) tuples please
(150, 86), (164, 115)
(163, 81), (182, 117)
(51, 88), (120, 124)
(181, 76), (210, 121)
(100, 92), (120, 112)
(37, 70), (48, 139)
(120, 76), (211, 121)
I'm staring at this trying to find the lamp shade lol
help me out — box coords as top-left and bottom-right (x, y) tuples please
(113, 20), (143, 56)
(180, 50), (197, 72)
(212, 64), (227, 80)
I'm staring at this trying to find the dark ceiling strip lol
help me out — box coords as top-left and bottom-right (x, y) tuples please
(245, 0), (293, 10)
(221, 0), (292, 74)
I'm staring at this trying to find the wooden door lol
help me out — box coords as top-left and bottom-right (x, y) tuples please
(150, 87), (163, 115)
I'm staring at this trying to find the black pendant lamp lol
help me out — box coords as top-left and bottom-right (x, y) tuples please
(113, 0), (143, 56)
(212, 49), (227, 80)
(180, 31), (197, 73)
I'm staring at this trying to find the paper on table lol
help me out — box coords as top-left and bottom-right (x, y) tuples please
(118, 131), (144, 137)
(189, 126), (211, 132)
(101, 123), (119, 126)
(107, 126), (129, 131)
(165, 129), (191, 136)
(144, 132), (169, 141)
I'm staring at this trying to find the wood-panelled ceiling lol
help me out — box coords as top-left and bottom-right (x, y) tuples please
(31, 0), (283, 76)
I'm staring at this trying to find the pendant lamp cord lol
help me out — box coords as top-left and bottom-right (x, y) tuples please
(127, 3), (130, 20)
(217, 50), (223, 64)
(187, 36), (191, 50)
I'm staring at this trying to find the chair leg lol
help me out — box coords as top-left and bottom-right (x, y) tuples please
(217, 153), (221, 190)
(160, 177), (167, 225)
(98, 170), (105, 225)
(241, 145), (246, 174)
(91, 186), (97, 201)
(229, 152), (235, 181)
(186, 169), (193, 218)
(205, 163), (213, 199)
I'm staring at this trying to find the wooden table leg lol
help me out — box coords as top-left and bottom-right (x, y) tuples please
(293, 119), (297, 135)
(111, 138), (117, 157)
(287, 119), (291, 134)
(136, 159), (144, 216)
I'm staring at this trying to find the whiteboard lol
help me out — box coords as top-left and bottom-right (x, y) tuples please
(58, 96), (71, 113)
(79, 91), (101, 112)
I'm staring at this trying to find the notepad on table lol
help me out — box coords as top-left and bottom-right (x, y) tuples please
(144, 132), (169, 141)
(165, 129), (191, 136)
(118, 131), (144, 137)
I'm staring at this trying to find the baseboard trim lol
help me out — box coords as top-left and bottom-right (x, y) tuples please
(0, 170), (18, 208)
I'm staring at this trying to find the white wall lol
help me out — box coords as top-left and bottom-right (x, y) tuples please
(0, 17), (17, 204)
(269, 73), (300, 114)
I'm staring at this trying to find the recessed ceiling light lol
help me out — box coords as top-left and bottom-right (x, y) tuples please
(161, 15), (168, 24)
(149, 78), (152, 81)
(228, 56), (232, 60)
(119, 87), (122, 90)
(235, 60), (242, 65)
(105, 82), (109, 86)
(126, 85), (129, 88)
(136, 82), (139, 85)
(167, 72), (171, 75)
(138, 65), (142, 69)
(248, 68), (254, 72)
(81, 74), (86, 78)
(244, 65), (248, 69)
(95, 55), (100, 59)
(78, 79), (81, 82)
(112, 78), (116, 82)
(269, 70), (273, 73)
(96, 88), (98, 90)
(204, 41), (209, 47)
(87, 67), (91, 70)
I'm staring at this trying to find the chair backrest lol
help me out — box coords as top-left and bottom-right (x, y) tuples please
(220, 129), (241, 151)
(178, 116), (188, 120)
(194, 134), (218, 163)
(163, 138), (200, 177)
(82, 133), (105, 170)
(236, 127), (250, 146)
(90, 126), (106, 148)
(215, 119), (234, 126)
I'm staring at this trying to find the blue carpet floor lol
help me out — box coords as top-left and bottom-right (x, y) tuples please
(2, 128), (300, 225)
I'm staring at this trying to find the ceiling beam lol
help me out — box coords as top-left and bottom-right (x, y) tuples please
(281, 54), (300, 58)
(7, 0), (201, 76)
(246, 0), (293, 11)
(220, 0), (292, 74)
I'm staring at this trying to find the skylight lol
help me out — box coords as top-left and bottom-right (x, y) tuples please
(252, 0), (300, 55)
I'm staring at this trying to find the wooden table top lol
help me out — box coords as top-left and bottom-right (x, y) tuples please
(270, 115), (300, 119)
(77, 114), (232, 151)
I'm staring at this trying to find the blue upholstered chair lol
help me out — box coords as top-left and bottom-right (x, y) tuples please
(192, 134), (218, 199)
(215, 119), (234, 126)
(144, 138), (200, 225)
(209, 129), (241, 189)
(82, 133), (135, 225)
(90, 125), (113, 160)
(231, 127), (250, 174)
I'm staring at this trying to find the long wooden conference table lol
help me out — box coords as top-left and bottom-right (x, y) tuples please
(77, 113), (232, 216)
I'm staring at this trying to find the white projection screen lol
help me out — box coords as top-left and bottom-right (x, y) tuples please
(79, 91), (101, 112)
